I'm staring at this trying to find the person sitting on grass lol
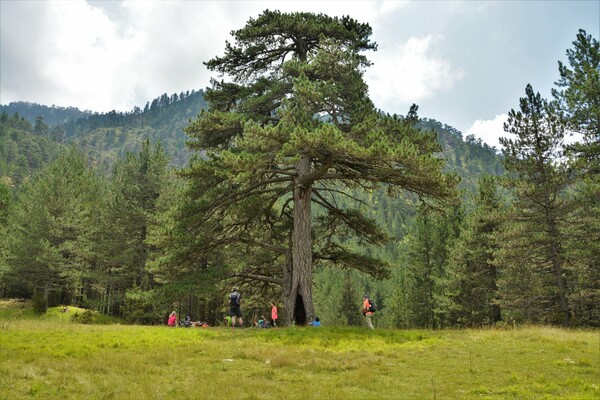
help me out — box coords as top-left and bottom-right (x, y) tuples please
(180, 315), (193, 327)
(309, 316), (321, 327)
(258, 314), (269, 328)
(167, 311), (177, 327)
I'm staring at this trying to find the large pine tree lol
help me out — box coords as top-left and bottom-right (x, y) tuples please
(178, 11), (457, 325)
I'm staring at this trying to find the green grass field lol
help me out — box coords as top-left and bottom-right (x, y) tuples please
(0, 300), (598, 399)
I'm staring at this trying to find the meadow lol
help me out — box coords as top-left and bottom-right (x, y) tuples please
(0, 300), (598, 400)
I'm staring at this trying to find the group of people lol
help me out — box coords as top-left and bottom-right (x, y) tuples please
(226, 288), (374, 329)
(167, 311), (209, 328)
(167, 288), (376, 329)
(229, 286), (278, 329)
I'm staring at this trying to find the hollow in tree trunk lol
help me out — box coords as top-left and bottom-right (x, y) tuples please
(284, 156), (315, 325)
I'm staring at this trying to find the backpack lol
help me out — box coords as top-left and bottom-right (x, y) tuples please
(230, 291), (240, 307)
(368, 298), (376, 312)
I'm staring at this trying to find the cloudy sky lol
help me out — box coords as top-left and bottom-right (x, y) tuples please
(1, 1), (598, 148)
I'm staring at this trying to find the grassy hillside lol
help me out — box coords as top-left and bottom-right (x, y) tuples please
(1, 300), (597, 400)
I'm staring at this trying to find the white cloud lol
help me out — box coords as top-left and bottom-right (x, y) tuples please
(271, 0), (409, 22)
(43, 2), (131, 110)
(1, 1), (137, 111)
(365, 35), (464, 114)
(1, 1), (222, 111)
(1, 1), (417, 111)
(1, 1), (451, 113)
(465, 114), (508, 149)
(3, 0), (596, 124)
(466, 114), (587, 151)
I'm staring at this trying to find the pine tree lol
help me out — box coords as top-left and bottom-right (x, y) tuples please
(179, 11), (457, 325)
(4, 148), (103, 305)
(497, 84), (572, 326)
(33, 116), (49, 136)
(552, 29), (600, 172)
(103, 140), (170, 317)
(447, 176), (503, 326)
(552, 30), (600, 326)
(404, 204), (462, 328)
(340, 270), (362, 326)
(0, 182), (11, 297)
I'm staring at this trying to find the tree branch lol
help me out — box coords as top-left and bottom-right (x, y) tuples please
(231, 272), (283, 285)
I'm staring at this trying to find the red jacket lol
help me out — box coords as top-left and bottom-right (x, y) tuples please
(363, 299), (373, 315)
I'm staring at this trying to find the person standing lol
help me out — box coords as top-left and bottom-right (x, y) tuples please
(362, 294), (375, 330)
(270, 302), (278, 327)
(229, 287), (243, 329)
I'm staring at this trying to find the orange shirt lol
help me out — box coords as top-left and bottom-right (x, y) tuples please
(363, 299), (373, 315)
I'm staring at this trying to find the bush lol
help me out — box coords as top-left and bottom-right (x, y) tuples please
(70, 309), (122, 325)
(71, 310), (94, 324)
(32, 290), (47, 314)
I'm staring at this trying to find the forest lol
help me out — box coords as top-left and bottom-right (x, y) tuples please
(0, 13), (597, 329)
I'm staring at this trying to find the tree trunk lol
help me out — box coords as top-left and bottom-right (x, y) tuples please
(43, 283), (50, 305)
(285, 156), (314, 325)
(545, 207), (571, 326)
(282, 241), (293, 325)
(489, 264), (502, 323)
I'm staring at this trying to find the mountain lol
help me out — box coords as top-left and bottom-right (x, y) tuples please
(418, 118), (503, 191)
(0, 102), (92, 127)
(53, 89), (207, 170)
(1, 89), (502, 189)
(0, 111), (63, 187)
(1, 90), (208, 177)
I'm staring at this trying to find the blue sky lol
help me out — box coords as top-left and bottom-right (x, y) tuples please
(1, 1), (598, 148)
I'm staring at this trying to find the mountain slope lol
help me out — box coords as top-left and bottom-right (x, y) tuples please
(0, 113), (63, 187)
(1, 90), (502, 188)
(0, 102), (92, 128)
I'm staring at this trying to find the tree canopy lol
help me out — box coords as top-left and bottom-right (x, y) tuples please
(177, 10), (457, 325)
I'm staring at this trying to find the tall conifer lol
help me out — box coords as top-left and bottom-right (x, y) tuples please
(498, 85), (572, 326)
(179, 11), (457, 325)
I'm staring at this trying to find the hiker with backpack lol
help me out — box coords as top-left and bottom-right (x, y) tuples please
(229, 287), (243, 329)
(362, 294), (375, 330)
